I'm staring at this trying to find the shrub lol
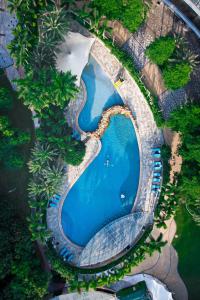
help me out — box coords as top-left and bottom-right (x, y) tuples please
(0, 87), (13, 110)
(91, 0), (145, 33)
(5, 153), (25, 169)
(145, 36), (176, 66)
(64, 140), (86, 166)
(16, 68), (79, 112)
(163, 62), (191, 90)
(121, 0), (144, 32)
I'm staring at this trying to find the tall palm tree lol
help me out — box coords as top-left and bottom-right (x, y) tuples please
(170, 34), (199, 70)
(39, 5), (68, 46)
(28, 180), (45, 198)
(27, 43), (56, 73)
(43, 163), (64, 192)
(32, 142), (58, 162)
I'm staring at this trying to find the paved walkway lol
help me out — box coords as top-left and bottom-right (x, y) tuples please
(129, 219), (188, 300)
(122, 0), (189, 119)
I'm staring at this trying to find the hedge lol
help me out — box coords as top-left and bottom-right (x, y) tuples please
(145, 36), (176, 66)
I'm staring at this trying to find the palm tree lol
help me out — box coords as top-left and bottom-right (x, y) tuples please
(27, 43), (56, 73)
(7, 24), (30, 66)
(28, 180), (45, 198)
(39, 5), (68, 46)
(43, 163), (64, 192)
(31, 142), (58, 165)
(170, 35), (199, 70)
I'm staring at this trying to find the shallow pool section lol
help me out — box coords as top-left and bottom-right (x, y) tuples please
(61, 115), (140, 247)
(79, 55), (123, 132)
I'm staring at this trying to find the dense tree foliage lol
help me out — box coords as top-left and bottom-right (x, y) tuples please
(145, 35), (198, 90)
(39, 4), (68, 45)
(162, 62), (191, 90)
(0, 116), (30, 169)
(0, 87), (13, 110)
(7, 1), (68, 66)
(27, 142), (64, 242)
(0, 199), (50, 299)
(90, 0), (145, 32)
(145, 36), (176, 66)
(37, 105), (85, 165)
(16, 69), (78, 113)
(166, 104), (200, 225)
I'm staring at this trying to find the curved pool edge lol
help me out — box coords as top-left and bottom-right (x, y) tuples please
(58, 106), (142, 250)
(58, 137), (102, 250)
(47, 39), (163, 268)
(75, 79), (87, 136)
(61, 53), (143, 250)
(89, 52), (143, 215)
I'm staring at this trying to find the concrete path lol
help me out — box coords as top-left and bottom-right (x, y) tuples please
(130, 218), (188, 300)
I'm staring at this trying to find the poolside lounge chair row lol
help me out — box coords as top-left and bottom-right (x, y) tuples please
(60, 247), (74, 262)
(152, 147), (161, 159)
(151, 148), (162, 193)
(48, 194), (61, 208)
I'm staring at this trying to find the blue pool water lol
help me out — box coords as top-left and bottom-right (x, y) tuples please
(61, 56), (140, 247)
(79, 56), (123, 132)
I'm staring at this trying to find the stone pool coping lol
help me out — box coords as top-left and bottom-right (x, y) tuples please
(59, 55), (143, 252)
(47, 36), (163, 267)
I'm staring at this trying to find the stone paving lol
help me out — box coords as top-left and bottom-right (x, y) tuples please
(122, 24), (155, 70)
(122, 0), (195, 119)
(159, 88), (187, 119)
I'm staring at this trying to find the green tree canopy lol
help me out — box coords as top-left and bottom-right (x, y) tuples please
(16, 68), (79, 112)
(166, 104), (200, 225)
(0, 199), (50, 299)
(91, 0), (145, 33)
(0, 87), (13, 110)
(163, 62), (191, 90)
(36, 105), (86, 165)
(145, 36), (176, 66)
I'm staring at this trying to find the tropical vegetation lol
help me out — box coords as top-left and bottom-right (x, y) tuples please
(27, 142), (64, 243)
(0, 87), (13, 110)
(166, 104), (200, 226)
(89, 0), (146, 33)
(16, 69), (78, 112)
(145, 36), (176, 66)
(0, 108), (30, 170)
(163, 62), (191, 90)
(145, 34), (199, 90)
(0, 198), (51, 300)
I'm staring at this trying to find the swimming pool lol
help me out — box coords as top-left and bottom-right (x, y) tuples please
(79, 55), (123, 132)
(61, 56), (140, 247)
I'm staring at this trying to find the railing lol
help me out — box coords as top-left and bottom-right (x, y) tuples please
(183, 0), (200, 14)
(162, 0), (200, 38)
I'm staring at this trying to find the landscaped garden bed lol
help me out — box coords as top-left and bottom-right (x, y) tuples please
(1, 1), (200, 299)
(145, 35), (199, 90)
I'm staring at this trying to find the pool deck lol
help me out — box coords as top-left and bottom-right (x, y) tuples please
(47, 37), (163, 267)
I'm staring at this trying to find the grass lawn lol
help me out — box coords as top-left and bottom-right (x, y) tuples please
(0, 71), (34, 216)
(173, 204), (200, 300)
